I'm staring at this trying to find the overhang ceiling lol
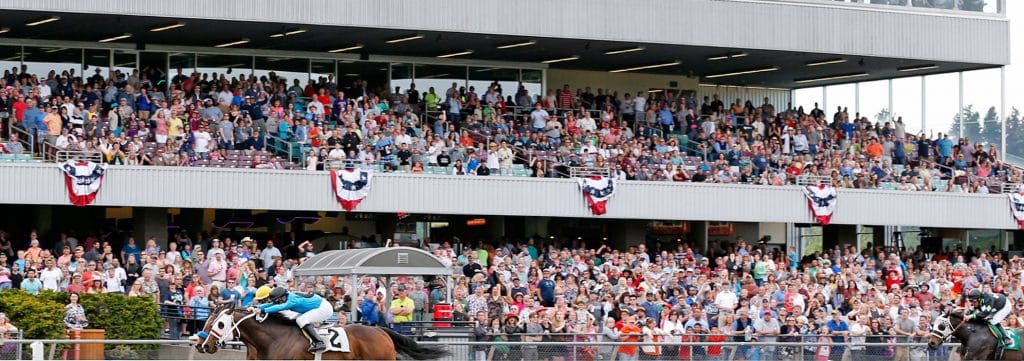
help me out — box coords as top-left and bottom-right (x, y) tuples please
(0, 10), (997, 88)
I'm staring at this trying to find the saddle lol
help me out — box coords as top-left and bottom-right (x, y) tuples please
(987, 324), (1020, 357)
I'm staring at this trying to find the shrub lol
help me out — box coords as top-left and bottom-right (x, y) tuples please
(77, 293), (162, 350)
(0, 289), (66, 340)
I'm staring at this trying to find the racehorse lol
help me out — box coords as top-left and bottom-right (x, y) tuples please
(929, 309), (1024, 360)
(194, 304), (448, 360)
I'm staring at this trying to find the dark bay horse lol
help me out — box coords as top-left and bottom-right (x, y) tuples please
(193, 305), (448, 360)
(929, 310), (1024, 360)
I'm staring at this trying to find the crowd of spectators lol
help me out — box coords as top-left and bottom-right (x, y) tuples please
(0, 65), (1020, 193)
(0, 226), (1020, 361)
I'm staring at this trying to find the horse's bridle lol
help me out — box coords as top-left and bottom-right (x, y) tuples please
(931, 313), (955, 342)
(197, 308), (258, 350)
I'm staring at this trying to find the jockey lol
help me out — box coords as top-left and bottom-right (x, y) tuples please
(965, 288), (1014, 347)
(251, 286), (333, 353)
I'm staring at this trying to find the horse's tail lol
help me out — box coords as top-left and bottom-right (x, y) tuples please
(380, 326), (450, 360)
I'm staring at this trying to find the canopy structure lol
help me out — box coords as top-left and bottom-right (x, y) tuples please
(293, 247), (450, 276)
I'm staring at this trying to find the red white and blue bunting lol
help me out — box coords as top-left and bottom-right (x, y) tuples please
(1009, 193), (1024, 230)
(60, 160), (107, 207)
(803, 185), (837, 225)
(330, 168), (372, 211)
(578, 176), (616, 216)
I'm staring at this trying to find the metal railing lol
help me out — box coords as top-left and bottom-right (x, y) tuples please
(6, 338), (953, 361)
(796, 175), (832, 186)
(6, 120), (34, 155)
(569, 166), (611, 178)
(55, 150), (103, 163)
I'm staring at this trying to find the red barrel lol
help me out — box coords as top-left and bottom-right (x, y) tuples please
(433, 303), (452, 328)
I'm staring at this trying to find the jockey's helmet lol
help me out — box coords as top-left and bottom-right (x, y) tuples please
(269, 287), (288, 303)
(967, 288), (983, 300)
(254, 285), (273, 302)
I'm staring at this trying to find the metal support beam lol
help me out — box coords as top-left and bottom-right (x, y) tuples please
(349, 274), (358, 323)
(1001, 66), (1007, 158)
(921, 76), (927, 133)
(959, 72), (965, 137)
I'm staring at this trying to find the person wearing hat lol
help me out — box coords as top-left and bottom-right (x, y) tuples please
(617, 316), (642, 361)
(389, 284), (415, 333)
(825, 309), (849, 360)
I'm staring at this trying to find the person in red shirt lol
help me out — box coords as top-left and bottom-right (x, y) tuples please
(12, 95), (28, 124)
(705, 325), (727, 358)
(617, 316), (642, 361)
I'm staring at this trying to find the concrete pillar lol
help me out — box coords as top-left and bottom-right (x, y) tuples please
(487, 216), (506, 241)
(691, 221), (708, 254)
(132, 207), (168, 247)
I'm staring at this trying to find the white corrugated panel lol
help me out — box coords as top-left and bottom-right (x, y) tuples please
(0, 163), (1016, 229)
(0, 0), (1007, 65)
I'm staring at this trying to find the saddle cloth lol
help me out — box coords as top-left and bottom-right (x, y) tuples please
(305, 326), (351, 353)
(990, 325), (1021, 351)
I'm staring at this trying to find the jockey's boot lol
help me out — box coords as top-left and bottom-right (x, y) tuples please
(302, 324), (327, 353)
(999, 324), (1014, 347)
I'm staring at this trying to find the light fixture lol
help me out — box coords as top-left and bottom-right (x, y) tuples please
(647, 89), (664, 93)
(26, 16), (60, 27)
(474, 67), (501, 72)
(342, 73), (360, 77)
(541, 56), (579, 64)
(705, 66), (779, 78)
(214, 38), (250, 48)
(794, 72), (869, 84)
(497, 40), (536, 49)
(0, 28), (9, 35)
(604, 46), (645, 55)
(328, 44), (363, 53)
(707, 52), (748, 61)
(99, 33), (132, 43)
(385, 34), (424, 44)
(807, 58), (847, 67)
(150, 22), (186, 32)
(421, 73), (451, 79)
(270, 28), (307, 38)
(437, 50), (473, 58)
(898, 64), (939, 72)
(43, 47), (67, 53)
(609, 61), (681, 73)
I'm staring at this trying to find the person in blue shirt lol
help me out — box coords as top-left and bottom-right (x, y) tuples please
(252, 286), (333, 353)
(21, 269), (42, 295)
(359, 289), (380, 326)
(538, 269), (556, 307)
(936, 133), (954, 164)
(658, 105), (674, 137)
(825, 310), (849, 359)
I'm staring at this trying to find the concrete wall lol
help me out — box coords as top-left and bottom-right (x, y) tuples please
(547, 69), (699, 98)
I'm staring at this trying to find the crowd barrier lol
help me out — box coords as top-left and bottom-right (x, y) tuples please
(1, 338), (963, 361)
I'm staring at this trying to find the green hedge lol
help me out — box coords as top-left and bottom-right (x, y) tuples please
(0, 290), (163, 350)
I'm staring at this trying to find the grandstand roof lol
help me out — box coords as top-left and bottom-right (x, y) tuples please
(0, 2), (1007, 88)
(292, 247), (450, 276)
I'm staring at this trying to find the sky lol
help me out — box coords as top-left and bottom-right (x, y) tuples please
(793, 2), (1020, 144)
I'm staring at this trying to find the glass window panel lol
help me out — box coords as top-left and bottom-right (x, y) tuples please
(310, 59), (336, 85)
(112, 51), (137, 81)
(337, 61), (389, 99)
(961, 68), (1001, 150)
(824, 83), (855, 118)
(196, 54), (252, 84)
(794, 87), (824, 114)
(801, 226), (823, 256)
(923, 73), (959, 139)
(82, 49), (110, 80)
(389, 63), (414, 97)
(857, 80), (889, 123)
(0, 46), (21, 79)
(891, 77), (922, 135)
(254, 56), (308, 84)
(520, 69), (543, 107)
(168, 52), (195, 73)
(22, 46), (82, 81)
(468, 67), (518, 104)
(414, 64), (466, 101)
(968, 229), (1003, 251)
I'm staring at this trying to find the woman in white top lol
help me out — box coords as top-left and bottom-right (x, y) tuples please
(305, 150), (319, 171)
(661, 311), (685, 358)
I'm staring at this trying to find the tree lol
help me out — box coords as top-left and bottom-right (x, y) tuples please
(980, 106), (1000, 146)
(1005, 108), (1024, 158)
(875, 108), (892, 124)
(949, 105), (980, 141)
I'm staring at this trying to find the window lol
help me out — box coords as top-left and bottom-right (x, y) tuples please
(254, 56), (308, 84)
(22, 46), (82, 79)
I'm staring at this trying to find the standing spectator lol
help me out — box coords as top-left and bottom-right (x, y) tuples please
(389, 284), (414, 333)
(826, 310), (849, 360)
(0, 313), (19, 356)
(186, 286), (209, 336)
(617, 316), (642, 361)
(259, 240), (281, 269)
(472, 311), (488, 361)
(63, 293), (88, 330)
(207, 250), (227, 289)
(161, 281), (185, 339)
(40, 259), (62, 291)
(359, 289), (379, 326)
(20, 269), (41, 295)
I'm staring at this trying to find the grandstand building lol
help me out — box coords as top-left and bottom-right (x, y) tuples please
(0, 0), (1015, 256)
